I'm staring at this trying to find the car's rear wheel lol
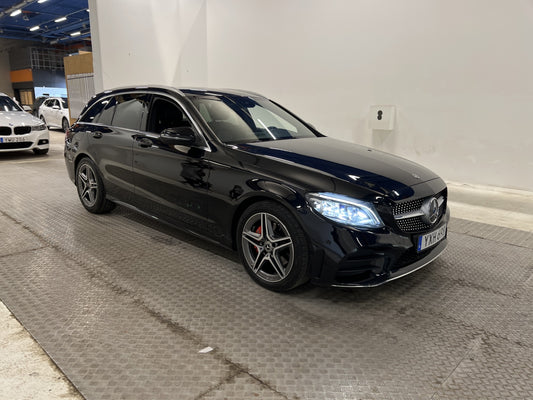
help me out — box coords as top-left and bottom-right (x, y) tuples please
(76, 158), (115, 214)
(237, 201), (311, 291)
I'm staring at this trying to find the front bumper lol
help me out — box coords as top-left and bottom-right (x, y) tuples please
(0, 130), (50, 153)
(305, 207), (450, 288)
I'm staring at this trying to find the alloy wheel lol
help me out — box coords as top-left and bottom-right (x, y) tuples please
(77, 163), (99, 207)
(241, 212), (294, 283)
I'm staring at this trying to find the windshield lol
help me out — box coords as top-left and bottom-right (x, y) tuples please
(0, 96), (23, 112)
(187, 94), (318, 144)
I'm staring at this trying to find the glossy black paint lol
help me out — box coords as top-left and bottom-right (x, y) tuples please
(65, 86), (449, 287)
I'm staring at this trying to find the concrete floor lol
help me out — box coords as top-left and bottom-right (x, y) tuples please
(0, 130), (532, 400)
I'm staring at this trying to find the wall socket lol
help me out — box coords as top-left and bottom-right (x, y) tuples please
(369, 105), (395, 130)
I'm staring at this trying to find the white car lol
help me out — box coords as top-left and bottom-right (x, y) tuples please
(0, 93), (49, 155)
(39, 97), (70, 132)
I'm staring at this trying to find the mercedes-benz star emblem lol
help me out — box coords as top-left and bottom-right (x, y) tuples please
(421, 197), (439, 224)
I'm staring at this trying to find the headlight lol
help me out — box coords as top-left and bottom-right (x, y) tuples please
(306, 192), (384, 229)
(31, 123), (46, 131)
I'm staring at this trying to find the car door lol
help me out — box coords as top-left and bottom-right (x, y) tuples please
(40, 99), (53, 122)
(78, 94), (149, 202)
(54, 99), (64, 127)
(132, 95), (212, 235)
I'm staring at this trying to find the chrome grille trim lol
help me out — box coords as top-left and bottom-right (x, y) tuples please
(392, 192), (446, 233)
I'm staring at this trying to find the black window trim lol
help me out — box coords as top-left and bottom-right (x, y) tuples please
(78, 90), (211, 152)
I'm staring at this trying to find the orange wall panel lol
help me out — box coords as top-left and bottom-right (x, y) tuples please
(10, 69), (33, 83)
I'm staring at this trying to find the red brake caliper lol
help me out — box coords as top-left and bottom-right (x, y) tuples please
(254, 226), (262, 255)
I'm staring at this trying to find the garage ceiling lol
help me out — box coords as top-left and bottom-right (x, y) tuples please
(0, 0), (89, 45)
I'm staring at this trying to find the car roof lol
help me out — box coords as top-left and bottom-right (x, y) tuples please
(83, 85), (268, 116)
(91, 85), (265, 101)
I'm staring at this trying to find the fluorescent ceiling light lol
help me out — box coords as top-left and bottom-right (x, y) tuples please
(55, 16), (67, 23)
(30, 25), (40, 31)
(38, 0), (48, 3)
(70, 31), (81, 36)
(10, 9), (22, 17)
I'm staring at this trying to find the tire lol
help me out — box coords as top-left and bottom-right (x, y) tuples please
(75, 158), (115, 214)
(40, 115), (49, 129)
(237, 201), (311, 291)
(62, 118), (69, 133)
(33, 148), (49, 155)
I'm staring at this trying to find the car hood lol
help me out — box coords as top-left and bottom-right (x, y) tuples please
(0, 111), (43, 126)
(234, 137), (440, 199)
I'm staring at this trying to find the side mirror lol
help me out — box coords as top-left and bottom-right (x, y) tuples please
(160, 126), (196, 146)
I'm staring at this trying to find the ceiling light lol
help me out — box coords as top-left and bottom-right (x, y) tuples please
(38, 0), (48, 3)
(30, 26), (40, 31)
(55, 16), (67, 23)
(10, 9), (22, 17)
(70, 31), (81, 36)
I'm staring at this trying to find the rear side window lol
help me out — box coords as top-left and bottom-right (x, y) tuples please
(112, 94), (150, 131)
(79, 93), (150, 130)
(80, 97), (116, 125)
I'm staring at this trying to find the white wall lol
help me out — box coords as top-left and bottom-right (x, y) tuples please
(90, 0), (533, 191)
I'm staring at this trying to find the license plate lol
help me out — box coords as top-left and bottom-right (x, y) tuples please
(0, 136), (24, 143)
(417, 224), (447, 252)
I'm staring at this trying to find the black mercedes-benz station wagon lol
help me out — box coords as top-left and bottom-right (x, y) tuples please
(65, 86), (449, 291)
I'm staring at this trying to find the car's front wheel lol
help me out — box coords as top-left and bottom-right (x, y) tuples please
(76, 158), (115, 214)
(237, 201), (311, 291)
(62, 118), (69, 133)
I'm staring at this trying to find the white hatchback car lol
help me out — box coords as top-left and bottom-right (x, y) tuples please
(39, 97), (70, 132)
(0, 93), (50, 155)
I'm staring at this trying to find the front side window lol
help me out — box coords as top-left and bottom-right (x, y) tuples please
(0, 96), (23, 112)
(187, 94), (318, 144)
(147, 97), (192, 134)
(44, 99), (55, 108)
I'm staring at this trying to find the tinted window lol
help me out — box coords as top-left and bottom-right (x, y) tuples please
(187, 95), (317, 144)
(79, 97), (116, 125)
(60, 98), (68, 109)
(111, 94), (150, 131)
(147, 97), (191, 134)
(44, 99), (55, 107)
(0, 96), (23, 112)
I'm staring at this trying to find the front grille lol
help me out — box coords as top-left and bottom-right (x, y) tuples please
(0, 142), (33, 149)
(0, 126), (11, 136)
(14, 126), (31, 135)
(392, 190), (446, 233)
(396, 217), (433, 232)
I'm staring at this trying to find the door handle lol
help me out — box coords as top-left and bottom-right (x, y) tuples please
(91, 131), (103, 139)
(136, 137), (153, 148)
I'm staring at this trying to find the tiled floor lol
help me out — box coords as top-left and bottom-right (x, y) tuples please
(0, 131), (531, 400)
